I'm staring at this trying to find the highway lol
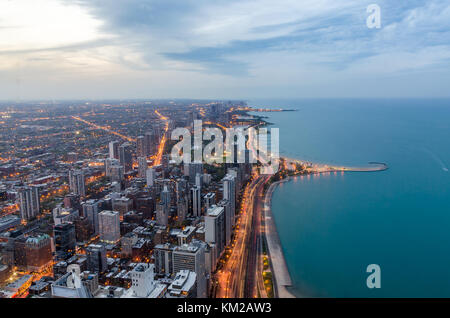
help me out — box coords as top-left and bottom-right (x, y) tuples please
(243, 174), (270, 298)
(216, 173), (270, 298)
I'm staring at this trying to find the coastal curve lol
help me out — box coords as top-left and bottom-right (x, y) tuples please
(263, 179), (296, 298)
(263, 159), (389, 298)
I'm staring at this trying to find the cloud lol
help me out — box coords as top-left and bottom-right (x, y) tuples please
(1, 0), (450, 99)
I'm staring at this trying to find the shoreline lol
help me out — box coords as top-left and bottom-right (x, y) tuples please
(263, 177), (297, 298)
(263, 161), (389, 298)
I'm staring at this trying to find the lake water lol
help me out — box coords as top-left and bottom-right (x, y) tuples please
(250, 98), (450, 297)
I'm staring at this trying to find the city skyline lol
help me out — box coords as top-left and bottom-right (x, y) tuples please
(1, 0), (450, 306)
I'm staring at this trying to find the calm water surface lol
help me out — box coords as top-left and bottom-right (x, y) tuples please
(250, 99), (450, 297)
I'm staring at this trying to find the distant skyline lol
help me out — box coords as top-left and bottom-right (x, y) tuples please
(1, 0), (450, 100)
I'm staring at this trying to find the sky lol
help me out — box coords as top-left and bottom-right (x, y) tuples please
(0, 0), (449, 100)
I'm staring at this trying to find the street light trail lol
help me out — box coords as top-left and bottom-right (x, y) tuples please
(152, 110), (169, 167)
(71, 116), (136, 143)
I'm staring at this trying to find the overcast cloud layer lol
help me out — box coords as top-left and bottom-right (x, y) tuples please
(0, 0), (449, 100)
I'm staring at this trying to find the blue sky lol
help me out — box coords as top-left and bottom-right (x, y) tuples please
(0, 0), (449, 99)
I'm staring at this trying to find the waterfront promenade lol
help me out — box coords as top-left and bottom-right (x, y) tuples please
(263, 179), (296, 298)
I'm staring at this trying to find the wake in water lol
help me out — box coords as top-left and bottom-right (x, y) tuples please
(422, 148), (449, 172)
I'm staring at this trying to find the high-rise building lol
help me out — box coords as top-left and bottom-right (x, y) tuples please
(63, 193), (80, 210)
(190, 185), (201, 217)
(53, 222), (76, 259)
(136, 196), (154, 219)
(137, 157), (147, 178)
(204, 205), (225, 260)
(145, 130), (157, 156)
(86, 244), (107, 273)
(112, 197), (133, 221)
(153, 243), (174, 275)
(146, 167), (155, 187)
(119, 142), (133, 173)
(52, 205), (79, 225)
(121, 232), (138, 258)
(161, 185), (171, 209)
(172, 240), (207, 298)
(106, 160), (124, 183)
(195, 173), (202, 188)
(218, 199), (232, 246)
(156, 186), (170, 226)
(18, 186), (40, 221)
(109, 141), (120, 159)
(136, 136), (146, 158)
(227, 167), (242, 195)
(186, 163), (203, 184)
(98, 211), (120, 244)
(129, 263), (156, 298)
(176, 196), (188, 223)
(74, 216), (92, 242)
(204, 192), (216, 210)
(222, 174), (236, 227)
(14, 234), (52, 272)
(82, 199), (100, 235)
(69, 169), (86, 197)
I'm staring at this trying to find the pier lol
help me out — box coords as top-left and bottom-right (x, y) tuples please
(284, 158), (388, 173)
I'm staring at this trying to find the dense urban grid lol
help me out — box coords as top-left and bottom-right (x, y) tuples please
(0, 100), (299, 299)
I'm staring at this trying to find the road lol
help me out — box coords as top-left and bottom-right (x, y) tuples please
(216, 173), (270, 298)
(71, 115), (136, 143)
(151, 110), (169, 167)
(243, 174), (270, 298)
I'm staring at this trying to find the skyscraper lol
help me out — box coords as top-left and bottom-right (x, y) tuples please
(154, 243), (174, 275)
(18, 186), (40, 221)
(204, 205), (225, 260)
(146, 167), (155, 187)
(137, 157), (147, 178)
(222, 174), (236, 227)
(186, 163), (203, 184)
(136, 136), (146, 158)
(218, 199), (232, 246)
(156, 204), (168, 226)
(106, 159), (124, 183)
(119, 142), (133, 173)
(53, 222), (76, 259)
(156, 185), (171, 226)
(190, 185), (201, 217)
(204, 192), (216, 210)
(69, 169), (86, 197)
(145, 130), (157, 156)
(86, 244), (107, 273)
(177, 196), (188, 223)
(15, 234), (53, 273)
(82, 199), (100, 235)
(98, 210), (120, 243)
(172, 240), (207, 298)
(109, 141), (120, 159)
(195, 173), (202, 188)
